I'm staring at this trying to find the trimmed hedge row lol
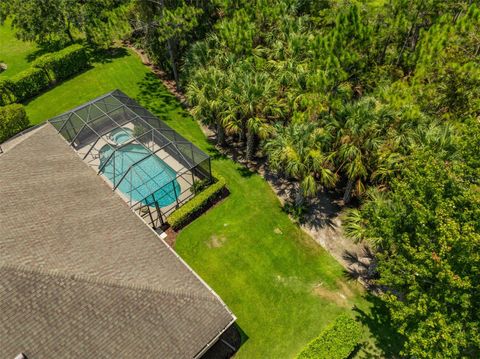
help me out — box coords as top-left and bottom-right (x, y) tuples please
(0, 44), (88, 106)
(0, 104), (29, 143)
(297, 314), (363, 359)
(168, 172), (227, 231)
(0, 78), (16, 106)
(33, 44), (89, 82)
(10, 67), (50, 103)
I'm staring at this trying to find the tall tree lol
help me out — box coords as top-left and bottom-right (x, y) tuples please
(132, 1), (203, 90)
(330, 97), (393, 203)
(1, 0), (130, 46)
(187, 66), (228, 146)
(221, 65), (282, 160)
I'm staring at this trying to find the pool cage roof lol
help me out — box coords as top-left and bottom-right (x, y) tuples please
(49, 90), (212, 228)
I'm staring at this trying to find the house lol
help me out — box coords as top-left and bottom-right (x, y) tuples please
(0, 110), (235, 358)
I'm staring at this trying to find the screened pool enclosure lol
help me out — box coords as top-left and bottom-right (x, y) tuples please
(49, 90), (212, 228)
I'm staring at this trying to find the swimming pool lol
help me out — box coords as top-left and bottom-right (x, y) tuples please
(109, 127), (134, 145)
(99, 143), (181, 207)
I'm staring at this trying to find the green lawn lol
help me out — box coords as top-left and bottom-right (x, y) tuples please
(3, 23), (400, 359)
(0, 19), (38, 78)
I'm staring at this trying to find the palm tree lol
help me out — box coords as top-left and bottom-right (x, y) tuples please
(265, 121), (337, 206)
(246, 117), (273, 160)
(331, 97), (393, 203)
(187, 66), (228, 146)
(224, 65), (283, 160)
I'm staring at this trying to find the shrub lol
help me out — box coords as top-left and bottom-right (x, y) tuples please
(168, 172), (227, 230)
(33, 44), (89, 82)
(190, 178), (209, 194)
(296, 314), (363, 359)
(10, 67), (50, 102)
(0, 104), (29, 143)
(0, 78), (16, 106)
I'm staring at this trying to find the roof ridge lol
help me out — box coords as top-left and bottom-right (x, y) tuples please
(0, 262), (219, 304)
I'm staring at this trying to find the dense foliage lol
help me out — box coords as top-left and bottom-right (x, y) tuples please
(345, 153), (480, 358)
(296, 314), (362, 359)
(0, 104), (29, 143)
(0, 0), (130, 46)
(128, 0), (217, 89)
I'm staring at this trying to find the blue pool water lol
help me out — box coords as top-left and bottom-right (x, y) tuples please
(110, 128), (134, 145)
(99, 144), (181, 207)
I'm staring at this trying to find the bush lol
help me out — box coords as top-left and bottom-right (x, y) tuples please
(10, 67), (50, 103)
(168, 172), (227, 230)
(0, 104), (29, 143)
(33, 44), (89, 82)
(190, 178), (210, 194)
(0, 78), (16, 106)
(297, 314), (363, 359)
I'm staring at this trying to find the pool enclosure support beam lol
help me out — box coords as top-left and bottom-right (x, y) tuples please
(71, 104), (94, 145)
(172, 180), (179, 208)
(56, 112), (75, 135)
(146, 200), (155, 227)
(154, 199), (164, 227)
(208, 158), (213, 182)
(69, 121), (90, 146)
(82, 136), (101, 160)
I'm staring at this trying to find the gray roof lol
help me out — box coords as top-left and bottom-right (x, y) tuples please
(0, 124), (234, 359)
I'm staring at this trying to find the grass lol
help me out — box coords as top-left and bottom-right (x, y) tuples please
(2, 23), (402, 358)
(0, 19), (38, 78)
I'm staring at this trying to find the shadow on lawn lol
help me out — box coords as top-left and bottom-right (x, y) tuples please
(353, 294), (404, 358)
(89, 47), (129, 64)
(137, 72), (185, 119)
(26, 40), (82, 62)
(135, 72), (221, 158)
(201, 323), (249, 359)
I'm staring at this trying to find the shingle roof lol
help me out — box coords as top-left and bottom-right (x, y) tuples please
(0, 124), (234, 359)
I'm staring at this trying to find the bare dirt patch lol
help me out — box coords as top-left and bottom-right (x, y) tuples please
(208, 234), (227, 248)
(312, 280), (355, 308)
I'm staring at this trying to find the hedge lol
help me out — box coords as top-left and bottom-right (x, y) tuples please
(0, 44), (89, 105)
(0, 104), (29, 143)
(0, 78), (15, 106)
(168, 172), (227, 230)
(33, 44), (89, 82)
(296, 314), (363, 359)
(10, 67), (50, 103)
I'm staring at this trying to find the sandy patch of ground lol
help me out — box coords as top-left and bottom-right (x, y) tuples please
(208, 234), (227, 248)
(311, 280), (355, 308)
